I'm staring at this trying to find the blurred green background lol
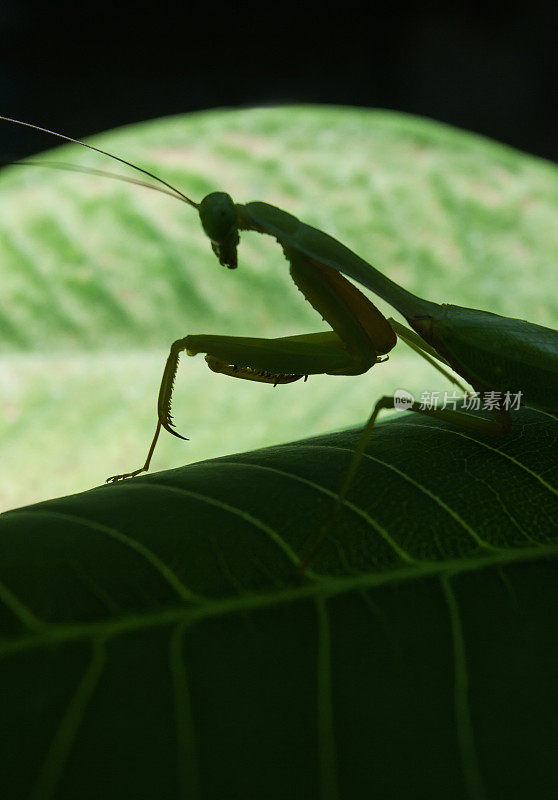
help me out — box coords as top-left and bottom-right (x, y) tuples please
(1, 105), (557, 511)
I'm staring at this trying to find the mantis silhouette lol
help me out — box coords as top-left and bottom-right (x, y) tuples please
(2, 115), (557, 564)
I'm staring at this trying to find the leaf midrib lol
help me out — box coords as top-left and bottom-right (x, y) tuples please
(2, 541), (558, 658)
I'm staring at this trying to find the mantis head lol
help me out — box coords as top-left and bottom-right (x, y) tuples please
(199, 192), (240, 269)
(0, 117), (244, 269)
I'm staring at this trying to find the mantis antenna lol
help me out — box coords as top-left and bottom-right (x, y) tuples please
(7, 160), (190, 203)
(0, 115), (199, 209)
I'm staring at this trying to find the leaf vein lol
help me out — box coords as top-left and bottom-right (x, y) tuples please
(28, 637), (107, 800)
(112, 480), (303, 569)
(0, 578), (44, 631)
(309, 445), (498, 553)
(169, 623), (202, 800)
(315, 598), (339, 800)
(3, 510), (201, 603)
(214, 460), (415, 564)
(381, 420), (558, 497)
(441, 576), (487, 800)
(3, 544), (558, 658)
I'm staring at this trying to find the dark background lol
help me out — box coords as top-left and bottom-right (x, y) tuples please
(0, 1), (556, 162)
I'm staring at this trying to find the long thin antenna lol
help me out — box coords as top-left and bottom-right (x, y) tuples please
(8, 160), (188, 202)
(0, 115), (199, 209)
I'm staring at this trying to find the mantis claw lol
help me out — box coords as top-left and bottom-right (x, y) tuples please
(105, 467), (148, 483)
(155, 339), (190, 441)
(160, 416), (189, 440)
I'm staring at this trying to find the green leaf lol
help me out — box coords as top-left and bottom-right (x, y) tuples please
(0, 406), (557, 799)
(1, 107), (558, 797)
(1, 106), (557, 510)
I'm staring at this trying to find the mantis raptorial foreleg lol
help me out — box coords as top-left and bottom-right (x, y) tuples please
(107, 421), (164, 482)
(108, 251), (397, 482)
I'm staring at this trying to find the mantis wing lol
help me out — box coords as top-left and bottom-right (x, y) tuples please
(427, 306), (558, 412)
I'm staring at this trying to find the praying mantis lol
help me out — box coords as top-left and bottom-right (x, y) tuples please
(2, 115), (557, 560)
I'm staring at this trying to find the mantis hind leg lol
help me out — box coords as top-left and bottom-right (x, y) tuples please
(299, 396), (512, 572)
(388, 318), (470, 394)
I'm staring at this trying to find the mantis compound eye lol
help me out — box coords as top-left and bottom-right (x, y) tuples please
(199, 191), (240, 268)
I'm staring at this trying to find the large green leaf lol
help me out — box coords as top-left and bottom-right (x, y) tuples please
(0, 407), (557, 799)
(1, 106), (557, 511)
